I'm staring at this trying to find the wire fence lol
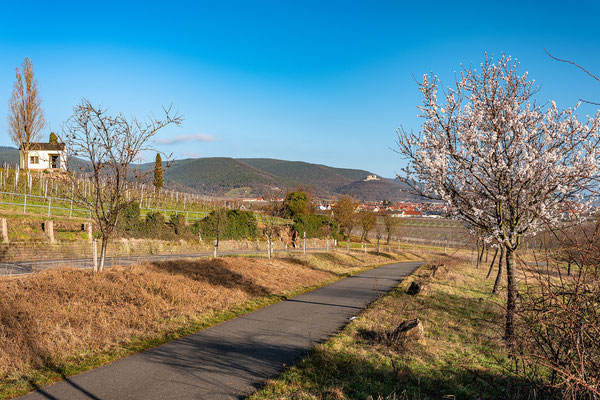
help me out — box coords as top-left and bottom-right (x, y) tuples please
(0, 232), (470, 278)
(0, 236), (334, 277)
(0, 247), (334, 277)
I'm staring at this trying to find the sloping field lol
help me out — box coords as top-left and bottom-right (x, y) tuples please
(0, 251), (416, 398)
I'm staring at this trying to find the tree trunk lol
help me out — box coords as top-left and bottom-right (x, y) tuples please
(267, 237), (271, 259)
(347, 235), (350, 254)
(98, 237), (108, 272)
(485, 248), (499, 279)
(476, 240), (481, 268)
(492, 246), (505, 294)
(478, 241), (485, 265)
(504, 247), (518, 345)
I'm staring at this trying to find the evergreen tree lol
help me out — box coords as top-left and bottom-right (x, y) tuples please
(49, 132), (58, 143)
(153, 153), (163, 191)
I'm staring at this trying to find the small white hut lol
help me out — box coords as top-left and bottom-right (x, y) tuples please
(19, 143), (67, 170)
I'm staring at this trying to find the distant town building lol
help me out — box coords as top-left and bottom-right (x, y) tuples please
(364, 174), (380, 181)
(19, 143), (67, 171)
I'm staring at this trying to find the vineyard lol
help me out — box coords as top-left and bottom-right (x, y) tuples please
(0, 164), (289, 225)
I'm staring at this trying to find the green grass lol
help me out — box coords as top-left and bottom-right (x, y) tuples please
(249, 253), (537, 400)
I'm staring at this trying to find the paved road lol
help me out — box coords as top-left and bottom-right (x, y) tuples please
(21, 261), (422, 400)
(0, 247), (328, 276)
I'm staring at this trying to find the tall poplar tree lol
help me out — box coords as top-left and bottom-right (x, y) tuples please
(153, 153), (163, 192)
(8, 57), (46, 170)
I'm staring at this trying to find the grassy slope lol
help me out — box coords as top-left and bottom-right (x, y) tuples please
(250, 252), (536, 400)
(0, 251), (418, 399)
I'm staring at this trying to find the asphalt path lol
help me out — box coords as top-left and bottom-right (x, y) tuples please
(20, 260), (422, 400)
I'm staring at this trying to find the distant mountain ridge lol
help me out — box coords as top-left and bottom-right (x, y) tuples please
(159, 157), (420, 201)
(0, 147), (420, 201)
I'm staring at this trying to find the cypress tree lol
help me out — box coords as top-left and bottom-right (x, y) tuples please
(49, 132), (58, 143)
(154, 153), (163, 192)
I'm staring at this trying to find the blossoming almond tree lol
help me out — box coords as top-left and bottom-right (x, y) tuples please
(396, 54), (600, 343)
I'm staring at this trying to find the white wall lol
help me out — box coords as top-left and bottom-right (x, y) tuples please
(19, 150), (67, 170)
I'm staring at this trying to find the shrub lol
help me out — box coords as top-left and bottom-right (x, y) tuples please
(191, 209), (258, 240)
(293, 214), (338, 239)
(168, 214), (187, 235)
(283, 190), (310, 218)
(116, 202), (141, 235)
(142, 211), (167, 238)
(223, 210), (258, 239)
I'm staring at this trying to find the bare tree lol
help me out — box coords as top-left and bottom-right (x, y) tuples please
(358, 210), (376, 242)
(396, 53), (600, 343)
(203, 206), (228, 258)
(62, 99), (182, 272)
(8, 57), (46, 170)
(383, 213), (400, 245)
(262, 192), (283, 259)
(333, 195), (358, 254)
(513, 217), (600, 399)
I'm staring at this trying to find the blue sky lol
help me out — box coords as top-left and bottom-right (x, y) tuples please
(0, 0), (599, 177)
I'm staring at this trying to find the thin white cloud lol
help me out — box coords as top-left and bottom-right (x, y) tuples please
(181, 151), (202, 159)
(157, 133), (216, 145)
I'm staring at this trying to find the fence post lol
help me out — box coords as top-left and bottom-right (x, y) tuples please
(303, 231), (306, 255)
(47, 197), (52, 217)
(93, 239), (98, 273)
(23, 193), (27, 214)
(0, 218), (8, 244)
(44, 220), (55, 244)
(69, 200), (73, 218)
(87, 223), (93, 242)
(213, 240), (217, 259)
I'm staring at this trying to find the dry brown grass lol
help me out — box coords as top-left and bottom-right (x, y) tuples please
(250, 251), (526, 400)
(0, 251), (404, 387)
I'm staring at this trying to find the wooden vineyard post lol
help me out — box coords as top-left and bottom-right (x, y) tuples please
(303, 231), (306, 255)
(93, 239), (98, 273)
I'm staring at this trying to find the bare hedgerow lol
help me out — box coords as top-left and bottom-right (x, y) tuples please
(512, 218), (600, 399)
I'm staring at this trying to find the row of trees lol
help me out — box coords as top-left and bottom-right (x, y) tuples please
(332, 195), (401, 252)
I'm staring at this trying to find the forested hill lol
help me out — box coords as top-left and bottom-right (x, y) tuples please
(160, 157), (418, 201)
(0, 148), (420, 201)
